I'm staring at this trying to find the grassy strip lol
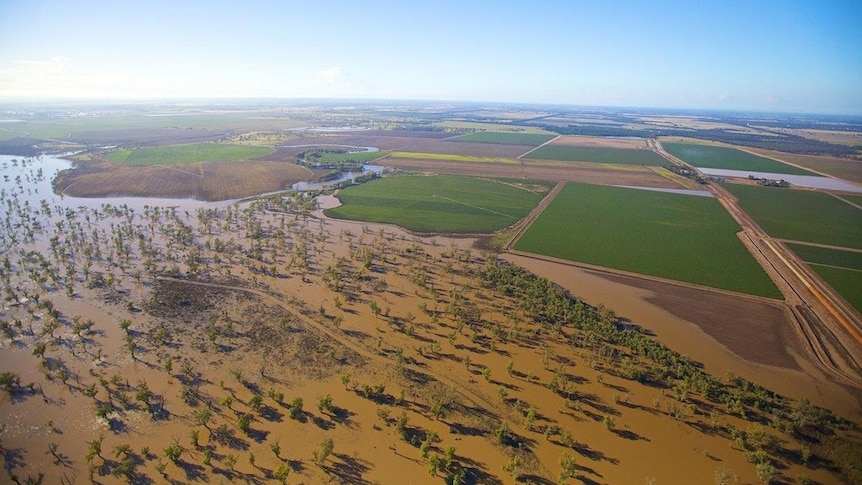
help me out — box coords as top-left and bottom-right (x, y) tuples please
(723, 184), (862, 250)
(325, 174), (546, 233)
(664, 142), (818, 175)
(451, 132), (554, 146)
(515, 183), (781, 298)
(319, 151), (388, 163)
(107, 143), (273, 165)
(525, 145), (667, 165)
(389, 151), (518, 164)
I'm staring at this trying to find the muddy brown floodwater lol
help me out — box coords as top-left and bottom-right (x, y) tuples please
(502, 254), (862, 419)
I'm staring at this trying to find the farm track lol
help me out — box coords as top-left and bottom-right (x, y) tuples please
(517, 135), (560, 159)
(652, 140), (862, 390)
(502, 181), (565, 251)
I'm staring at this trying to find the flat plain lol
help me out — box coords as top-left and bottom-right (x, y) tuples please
(663, 142), (819, 175)
(525, 145), (667, 165)
(3, 104), (862, 485)
(723, 184), (862, 249)
(325, 174), (550, 233)
(107, 143), (273, 165)
(514, 183), (782, 298)
(450, 132), (555, 146)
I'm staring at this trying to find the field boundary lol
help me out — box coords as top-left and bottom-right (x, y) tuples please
(502, 181), (565, 251)
(517, 135), (560, 159)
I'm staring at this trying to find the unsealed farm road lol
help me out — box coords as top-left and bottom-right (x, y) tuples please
(652, 140), (862, 387)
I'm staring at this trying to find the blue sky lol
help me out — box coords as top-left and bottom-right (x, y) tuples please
(0, 0), (860, 114)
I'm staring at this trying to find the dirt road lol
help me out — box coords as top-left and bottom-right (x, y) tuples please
(652, 140), (862, 389)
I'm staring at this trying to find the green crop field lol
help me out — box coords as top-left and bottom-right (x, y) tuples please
(809, 265), (862, 314)
(319, 151), (388, 163)
(525, 145), (667, 165)
(840, 194), (862, 208)
(325, 175), (548, 233)
(785, 243), (862, 313)
(663, 142), (817, 176)
(452, 132), (555, 146)
(723, 184), (862, 250)
(515, 183), (781, 298)
(107, 143), (273, 165)
(786, 243), (862, 271)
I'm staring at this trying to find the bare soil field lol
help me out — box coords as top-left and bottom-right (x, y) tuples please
(384, 158), (680, 188)
(54, 159), (312, 201)
(548, 135), (650, 149)
(597, 273), (798, 369)
(502, 254), (861, 419)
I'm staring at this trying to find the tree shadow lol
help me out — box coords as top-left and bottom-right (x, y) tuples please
(329, 452), (372, 485)
(613, 428), (649, 441)
(259, 405), (283, 423)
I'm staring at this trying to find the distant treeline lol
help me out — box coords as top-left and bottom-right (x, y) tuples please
(540, 125), (859, 157)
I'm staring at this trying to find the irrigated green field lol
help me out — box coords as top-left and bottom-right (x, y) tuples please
(325, 175), (548, 233)
(809, 265), (862, 314)
(107, 143), (273, 165)
(840, 194), (862, 208)
(663, 142), (817, 175)
(525, 145), (667, 165)
(320, 150), (388, 163)
(452, 132), (555, 146)
(786, 243), (862, 271)
(515, 183), (781, 298)
(723, 184), (862, 249)
(785, 243), (862, 313)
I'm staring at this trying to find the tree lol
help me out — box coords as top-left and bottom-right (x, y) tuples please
(312, 437), (334, 466)
(288, 397), (303, 419)
(558, 453), (578, 484)
(196, 408), (212, 429)
(164, 443), (183, 463)
(237, 413), (252, 433)
(494, 421), (509, 445)
(249, 394), (263, 412)
(273, 461), (291, 483)
(317, 394), (333, 414)
(32, 342), (47, 359)
(503, 455), (521, 481)
(756, 461), (776, 484)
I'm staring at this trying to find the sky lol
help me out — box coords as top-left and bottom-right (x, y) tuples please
(0, 0), (860, 114)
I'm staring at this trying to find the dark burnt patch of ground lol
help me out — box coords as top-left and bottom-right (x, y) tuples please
(144, 279), (364, 378)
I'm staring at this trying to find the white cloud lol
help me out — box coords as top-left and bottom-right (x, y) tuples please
(311, 67), (367, 97)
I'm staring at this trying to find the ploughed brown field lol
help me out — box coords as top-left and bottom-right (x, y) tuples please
(54, 159), (312, 201)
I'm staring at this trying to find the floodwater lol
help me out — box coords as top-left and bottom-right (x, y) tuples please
(698, 167), (862, 193)
(0, 154), (236, 213)
(290, 165), (385, 191)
